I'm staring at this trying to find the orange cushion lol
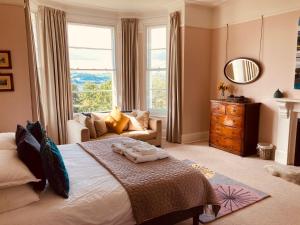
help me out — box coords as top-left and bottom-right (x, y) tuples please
(105, 112), (129, 134)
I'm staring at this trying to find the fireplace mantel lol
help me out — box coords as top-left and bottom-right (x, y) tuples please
(275, 98), (300, 165)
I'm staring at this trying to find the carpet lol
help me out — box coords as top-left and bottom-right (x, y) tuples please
(183, 160), (270, 224)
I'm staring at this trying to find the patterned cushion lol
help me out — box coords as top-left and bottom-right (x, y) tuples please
(26, 121), (46, 144)
(16, 125), (46, 191)
(40, 138), (69, 198)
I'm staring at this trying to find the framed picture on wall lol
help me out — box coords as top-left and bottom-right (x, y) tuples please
(0, 50), (12, 69)
(0, 74), (14, 92)
(294, 18), (300, 89)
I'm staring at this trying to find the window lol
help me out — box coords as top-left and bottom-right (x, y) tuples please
(68, 24), (115, 113)
(146, 26), (167, 115)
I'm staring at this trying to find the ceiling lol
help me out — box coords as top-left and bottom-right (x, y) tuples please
(40, 0), (226, 13)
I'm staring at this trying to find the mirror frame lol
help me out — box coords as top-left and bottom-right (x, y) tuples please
(224, 57), (261, 84)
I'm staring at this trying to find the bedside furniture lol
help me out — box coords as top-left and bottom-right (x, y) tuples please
(209, 100), (260, 156)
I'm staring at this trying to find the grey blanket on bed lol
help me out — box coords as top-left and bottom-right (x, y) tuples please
(79, 137), (219, 224)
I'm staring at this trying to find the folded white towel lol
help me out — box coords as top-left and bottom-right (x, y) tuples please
(122, 140), (158, 156)
(111, 143), (126, 155)
(123, 148), (169, 164)
(112, 140), (169, 163)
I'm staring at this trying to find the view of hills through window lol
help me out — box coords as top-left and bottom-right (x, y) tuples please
(68, 24), (115, 113)
(147, 26), (168, 115)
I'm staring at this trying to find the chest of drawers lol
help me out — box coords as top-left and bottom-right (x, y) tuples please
(209, 100), (260, 156)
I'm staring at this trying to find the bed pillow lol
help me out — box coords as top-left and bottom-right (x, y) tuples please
(26, 121), (46, 144)
(0, 184), (40, 214)
(78, 114), (97, 139)
(94, 119), (108, 137)
(0, 150), (40, 189)
(16, 126), (46, 191)
(40, 137), (69, 198)
(0, 132), (17, 150)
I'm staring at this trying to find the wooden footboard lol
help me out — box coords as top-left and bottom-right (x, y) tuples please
(140, 206), (203, 225)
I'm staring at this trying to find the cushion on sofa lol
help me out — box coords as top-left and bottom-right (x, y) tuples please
(0, 133), (17, 150)
(78, 114), (97, 139)
(94, 119), (108, 137)
(130, 110), (150, 130)
(120, 130), (157, 141)
(105, 107), (130, 134)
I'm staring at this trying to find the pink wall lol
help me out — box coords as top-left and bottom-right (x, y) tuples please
(182, 26), (212, 134)
(0, 4), (32, 132)
(210, 10), (300, 144)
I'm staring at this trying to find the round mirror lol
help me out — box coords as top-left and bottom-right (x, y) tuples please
(224, 58), (261, 84)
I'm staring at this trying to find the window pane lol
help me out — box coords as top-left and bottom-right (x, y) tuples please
(150, 27), (166, 49)
(149, 90), (167, 110)
(68, 24), (112, 49)
(149, 71), (167, 90)
(69, 48), (113, 69)
(149, 49), (166, 69)
(71, 70), (113, 113)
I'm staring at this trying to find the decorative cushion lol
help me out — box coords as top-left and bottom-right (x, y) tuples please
(129, 110), (150, 130)
(40, 138), (69, 198)
(110, 106), (122, 121)
(94, 119), (108, 137)
(105, 113), (129, 134)
(91, 112), (109, 121)
(0, 150), (40, 189)
(127, 116), (144, 131)
(0, 184), (40, 214)
(26, 121), (46, 144)
(78, 114), (97, 139)
(0, 132), (17, 150)
(16, 125), (46, 191)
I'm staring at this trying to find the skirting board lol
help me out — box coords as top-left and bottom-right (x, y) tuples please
(181, 131), (209, 144)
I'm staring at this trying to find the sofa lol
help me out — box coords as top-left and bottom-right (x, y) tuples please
(66, 112), (162, 146)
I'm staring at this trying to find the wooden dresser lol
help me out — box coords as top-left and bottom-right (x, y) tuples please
(209, 100), (260, 156)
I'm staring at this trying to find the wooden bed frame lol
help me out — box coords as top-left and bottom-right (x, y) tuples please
(141, 206), (203, 225)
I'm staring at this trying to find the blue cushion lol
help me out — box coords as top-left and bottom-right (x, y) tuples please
(26, 121), (46, 144)
(16, 125), (46, 191)
(40, 138), (69, 198)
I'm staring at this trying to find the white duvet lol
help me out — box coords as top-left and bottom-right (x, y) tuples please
(0, 144), (135, 225)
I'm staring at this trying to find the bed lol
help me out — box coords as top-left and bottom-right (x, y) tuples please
(0, 138), (218, 225)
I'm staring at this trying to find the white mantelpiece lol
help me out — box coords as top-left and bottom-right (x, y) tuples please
(275, 98), (300, 165)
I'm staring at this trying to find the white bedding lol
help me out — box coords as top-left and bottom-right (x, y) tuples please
(0, 144), (135, 225)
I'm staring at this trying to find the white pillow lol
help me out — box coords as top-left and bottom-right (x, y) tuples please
(0, 150), (40, 189)
(128, 110), (150, 131)
(0, 133), (17, 150)
(127, 116), (144, 131)
(0, 184), (40, 213)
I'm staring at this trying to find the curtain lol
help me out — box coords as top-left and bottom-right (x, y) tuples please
(39, 6), (73, 144)
(166, 11), (182, 143)
(121, 18), (139, 111)
(24, 0), (45, 126)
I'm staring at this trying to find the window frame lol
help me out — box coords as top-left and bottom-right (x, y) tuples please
(146, 25), (168, 116)
(67, 22), (117, 113)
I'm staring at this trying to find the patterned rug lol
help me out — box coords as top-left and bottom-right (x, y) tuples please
(183, 160), (270, 224)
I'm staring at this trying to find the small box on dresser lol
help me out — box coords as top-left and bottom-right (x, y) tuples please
(209, 100), (261, 156)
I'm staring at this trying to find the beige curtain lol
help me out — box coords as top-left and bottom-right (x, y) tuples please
(24, 0), (45, 126)
(121, 18), (139, 111)
(166, 12), (182, 143)
(39, 6), (73, 144)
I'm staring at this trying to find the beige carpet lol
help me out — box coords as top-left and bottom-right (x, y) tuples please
(163, 141), (300, 225)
